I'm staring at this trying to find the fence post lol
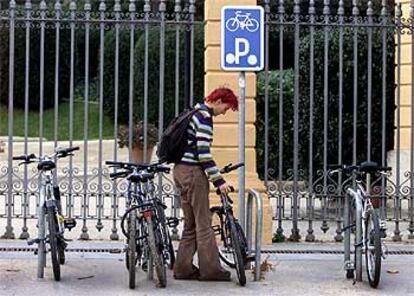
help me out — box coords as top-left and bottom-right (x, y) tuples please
(3, 0), (16, 240)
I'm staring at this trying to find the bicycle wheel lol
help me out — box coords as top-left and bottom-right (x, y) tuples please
(225, 18), (239, 32)
(246, 18), (259, 32)
(146, 216), (167, 288)
(156, 202), (175, 270)
(210, 207), (235, 268)
(364, 208), (381, 288)
(47, 207), (60, 281)
(128, 209), (137, 289)
(228, 216), (246, 286)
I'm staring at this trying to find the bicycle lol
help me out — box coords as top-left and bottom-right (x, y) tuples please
(107, 160), (177, 289)
(329, 161), (389, 288)
(210, 162), (252, 286)
(225, 10), (259, 32)
(13, 147), (78, 281)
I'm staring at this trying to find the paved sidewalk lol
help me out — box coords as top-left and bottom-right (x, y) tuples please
(1, 240), (414, 296)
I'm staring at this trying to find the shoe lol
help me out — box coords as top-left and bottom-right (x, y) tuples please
(198, 270), (231, 281)
(174, 265), (200, 280)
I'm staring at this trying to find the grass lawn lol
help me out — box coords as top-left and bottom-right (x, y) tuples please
(0, 101), (115, 140)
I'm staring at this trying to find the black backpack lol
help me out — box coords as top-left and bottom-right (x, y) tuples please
(157, 108), (199, 163)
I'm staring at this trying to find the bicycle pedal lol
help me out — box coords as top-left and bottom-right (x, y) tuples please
(63, 218), (77, 231)
(212, 225), (221, 235)
(354, 242), (363, 248)
(341, 223), (356, 233)
(166, 217), (179, 228)
(27, 238), (40, 246)
(58, 239), (68, 250)
(245, 255), (255, 262)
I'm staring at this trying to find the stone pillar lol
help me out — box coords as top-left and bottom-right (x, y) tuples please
(387, 1), (413, 241)
(205, 0), (272, 244)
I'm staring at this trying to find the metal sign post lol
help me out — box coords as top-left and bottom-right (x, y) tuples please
(221, 6), (264, 231)
(239, 71), (246, 230)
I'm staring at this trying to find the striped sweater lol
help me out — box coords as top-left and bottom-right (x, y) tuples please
(180, 103), (225, 188)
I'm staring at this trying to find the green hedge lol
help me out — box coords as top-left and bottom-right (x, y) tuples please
(256, 27), (395, 180)
(256, 69), (295, 180)
(0, 26), (71, 110)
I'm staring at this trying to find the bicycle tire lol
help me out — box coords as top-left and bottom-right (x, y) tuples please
(225, 18), (239, 32)
(228, 216), (246, 286)
(246, 18), (259, 32)
(235, 221), (248, 260)
(364, 208), (381, 288)
(47, 207), (60, 281)
(128, 209), (137, 289)
(167, 235), (175, 270)
(58, 243), (65, 265)
(155, 202), (175, 270)
(146, 216), (167, 288)
(210, 207), (236, 268)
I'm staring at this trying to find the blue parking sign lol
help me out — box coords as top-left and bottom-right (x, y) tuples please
(221, 6), (264, 71)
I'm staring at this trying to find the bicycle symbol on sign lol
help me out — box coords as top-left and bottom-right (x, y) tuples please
(225, 11), (259, 33)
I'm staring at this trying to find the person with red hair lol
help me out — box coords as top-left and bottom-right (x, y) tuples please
(173, 86), (238, 281)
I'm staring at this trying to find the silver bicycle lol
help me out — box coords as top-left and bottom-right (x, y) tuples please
(330, 161), (389, 288)
(13, 146), (78, 281)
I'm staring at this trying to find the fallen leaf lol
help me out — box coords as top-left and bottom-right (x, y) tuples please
(6, 269), (20, 272)
(77, 275), (95, 280)
(251, 255), (275, 280)
(386, 270), (399, 274)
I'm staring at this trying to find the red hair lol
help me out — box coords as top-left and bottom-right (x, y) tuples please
(205, 87), (238, 111)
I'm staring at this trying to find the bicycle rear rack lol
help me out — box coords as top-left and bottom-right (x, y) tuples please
(245, 189), (263, 281)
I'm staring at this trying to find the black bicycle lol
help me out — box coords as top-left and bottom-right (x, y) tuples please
(210, 162), (251, 286)
(107, 161), (177, 289)
(13, 147), (78, 281)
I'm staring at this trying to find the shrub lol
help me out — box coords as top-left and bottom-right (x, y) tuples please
(0, 25), (71, 110)
(256, 26), (395, 180)
(256, 69), (295, 180)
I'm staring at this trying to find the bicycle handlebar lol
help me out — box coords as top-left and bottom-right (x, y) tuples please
(109, 170), (131, 179)
(328, 162), (391, 175)
(105, 160), (170, 174)
(220, 162), (244, 174)
(12, 153), (36, 161)
(13, 147), (79, 164)
(56, 146), (79, 157)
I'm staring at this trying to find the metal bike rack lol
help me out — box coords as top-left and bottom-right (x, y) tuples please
(245, 189), (263, 281)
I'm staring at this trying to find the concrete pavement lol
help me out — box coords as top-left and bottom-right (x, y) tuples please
(1, 241), (414, 296)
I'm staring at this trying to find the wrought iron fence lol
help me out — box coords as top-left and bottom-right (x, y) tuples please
(1, 0), (414, 244)
(0, 0), (203, 240)
(259, 0), (414, 242)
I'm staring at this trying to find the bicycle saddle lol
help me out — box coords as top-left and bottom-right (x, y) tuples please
(359, 161), (390, 174)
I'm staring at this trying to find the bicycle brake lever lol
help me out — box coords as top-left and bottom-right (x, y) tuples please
(18, 160), (34, 166)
